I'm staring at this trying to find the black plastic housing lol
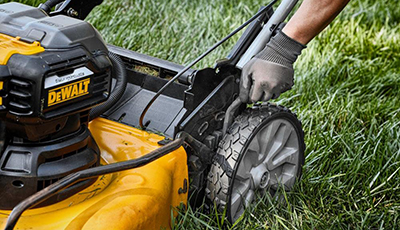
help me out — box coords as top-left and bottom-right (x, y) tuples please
(0, 2), (112, 141)
(0, 126), (99, 210)
(0, 2), (111, 209)
(1, 48), (112, 140)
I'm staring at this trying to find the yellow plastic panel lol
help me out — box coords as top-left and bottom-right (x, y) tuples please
(0, 118), (188, 230)
(0, 81), (3, 105)
(0, 33), (44, 65)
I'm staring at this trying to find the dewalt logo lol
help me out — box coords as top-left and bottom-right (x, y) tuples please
(48, 78), (90, 107)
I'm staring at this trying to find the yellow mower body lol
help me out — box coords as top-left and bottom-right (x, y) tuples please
(0, 118), (188, 230)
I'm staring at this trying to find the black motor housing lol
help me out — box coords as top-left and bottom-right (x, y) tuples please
(0, 126), (100, 209)
(0, 2), (113, 209)
(0, 2), (112, 141)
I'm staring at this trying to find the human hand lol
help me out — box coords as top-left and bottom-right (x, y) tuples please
(239, 30), (305, 103)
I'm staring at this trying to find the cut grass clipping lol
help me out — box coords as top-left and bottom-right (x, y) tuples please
(1, 0), (399, 229)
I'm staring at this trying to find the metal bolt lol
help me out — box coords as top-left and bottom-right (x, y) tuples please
(259, 171), (270, 188)
(67, 8), (79, 17)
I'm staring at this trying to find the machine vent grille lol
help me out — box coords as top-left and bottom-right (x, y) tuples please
(8, 78), (33, 115)
(37, 178), (60, 191)
(91, 72), (109, 95)
(47, 55), (86, 69)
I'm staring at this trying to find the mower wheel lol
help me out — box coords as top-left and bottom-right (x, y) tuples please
(206, 103), (305, 223)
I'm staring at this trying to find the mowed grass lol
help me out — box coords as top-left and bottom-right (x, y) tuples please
(1, 0), (399, 229)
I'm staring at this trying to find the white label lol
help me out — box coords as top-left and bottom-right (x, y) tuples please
(45, 67), (93, 89)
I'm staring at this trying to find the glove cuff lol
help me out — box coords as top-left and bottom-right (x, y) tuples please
(255, 30), (306, 67)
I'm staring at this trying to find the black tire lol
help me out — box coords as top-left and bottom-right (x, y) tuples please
(206, 103), (305, 223)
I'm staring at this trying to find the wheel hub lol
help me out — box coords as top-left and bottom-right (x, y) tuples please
(250, 163), (269, 189)
(259, 171), (270, 188)
(230, 118), (301, 221)
(206, 105), (305, 223)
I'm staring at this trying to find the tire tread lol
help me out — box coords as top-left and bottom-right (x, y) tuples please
(206, 103), (305, 217)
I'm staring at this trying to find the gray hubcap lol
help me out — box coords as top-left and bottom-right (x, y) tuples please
(230, 118), (300, 220)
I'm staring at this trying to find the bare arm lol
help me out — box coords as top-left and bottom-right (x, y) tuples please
(240, 0), (350, 103)
(283, 0), (350, 45)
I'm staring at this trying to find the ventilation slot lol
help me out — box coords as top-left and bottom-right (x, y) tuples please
(8, 78), (33, 115)
(47, 55), (86, 69)
(91, 72), (109, 95)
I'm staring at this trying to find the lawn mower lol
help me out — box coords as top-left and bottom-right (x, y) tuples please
(0, 0), (305, 229)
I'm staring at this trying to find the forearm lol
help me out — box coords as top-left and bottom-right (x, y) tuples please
(283, 0), (350, 45)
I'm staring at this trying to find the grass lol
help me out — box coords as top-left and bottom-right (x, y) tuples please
(1, 0), (399, 229)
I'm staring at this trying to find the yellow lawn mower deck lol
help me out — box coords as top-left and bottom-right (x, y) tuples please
(1, 118), (188, 230)
(0, 1), (305, 229)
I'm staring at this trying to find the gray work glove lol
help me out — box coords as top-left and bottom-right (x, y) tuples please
(239, 30), (306, 103)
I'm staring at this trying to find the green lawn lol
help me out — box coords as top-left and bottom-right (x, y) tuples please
(1, 0), (399, 229)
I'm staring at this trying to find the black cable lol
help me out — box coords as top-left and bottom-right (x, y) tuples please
(5, 137), (185, 230)
(139, 0), (278, 129)
(89, 52), (127, 120)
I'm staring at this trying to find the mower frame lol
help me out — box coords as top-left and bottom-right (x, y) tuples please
(3, 0), (303, 228)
